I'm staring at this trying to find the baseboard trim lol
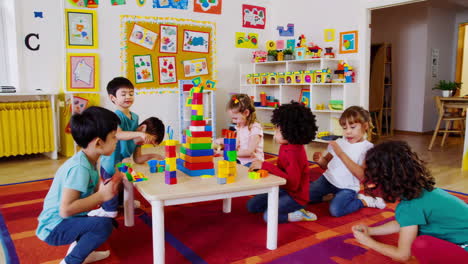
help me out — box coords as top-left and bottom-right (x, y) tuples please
(394, 130), (434, 135)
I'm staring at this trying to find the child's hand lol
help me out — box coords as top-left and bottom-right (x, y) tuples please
(99, 172), (123, 202)
(149, 153), (164, 160)
(313, 152), (322, 162)
(352, 224), (373, 246)
(352, 224), (369, 235)
(329, 141), (343, 156)
(249, 160), (263, 171)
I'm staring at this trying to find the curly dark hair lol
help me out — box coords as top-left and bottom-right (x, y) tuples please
(271, 101), (317, 145)
(364, 141), (435, 203)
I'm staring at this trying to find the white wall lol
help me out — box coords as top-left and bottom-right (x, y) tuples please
(371, 2), (429, 132)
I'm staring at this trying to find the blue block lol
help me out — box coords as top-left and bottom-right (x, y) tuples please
(182, 146), (214, 157)
(205, 126), (212, 131)
(182, 135), (187, 144)
(224, 144), (236, 151)
(165, 170), (177, 178)
(217, 177), (227, 184)
(177, 160), (215, 177)
(224, 138), (236, 145)
(160, 160), (166, 165)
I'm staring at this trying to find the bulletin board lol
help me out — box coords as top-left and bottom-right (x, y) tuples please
(120, 15), (216, 92)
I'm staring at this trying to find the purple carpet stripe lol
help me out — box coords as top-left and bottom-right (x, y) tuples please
(443, 189), (468, 196)
(0, 178), (53, 187)
(139, 213), (208, 264)
(0, 210), (19, 264)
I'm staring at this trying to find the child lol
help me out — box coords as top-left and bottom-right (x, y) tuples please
(215, 94), (264, 167)
(309, 106), (384, 217)
(248, 102), (318, 223)
(36, 107), (122, 264)
(352, 141), (468, 263)
(88, 77), (165, 218)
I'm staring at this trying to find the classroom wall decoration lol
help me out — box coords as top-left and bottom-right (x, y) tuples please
(160, 24), (177, 53)
(111, 0), (126, 5)
(183, 30), (209, 53)
(121, 16), (216, 90)
(134, 55), (154, 83)
(136, 0), (146, 6)
(65, 9), (98, 49)
(242, 4), (266, 29)
(277, 23), (294, 37)
(235, 32), (258, 49)
(339, 30), (358, 54)
(68, 0), (99, 8)
(66, 53), (99, 92)
(183, 58), (208, 77)
(153, 0), (189, 9)
(129, 24), (158, 50)
(324, 29), (335, 42)
(194, 0), (222, 14)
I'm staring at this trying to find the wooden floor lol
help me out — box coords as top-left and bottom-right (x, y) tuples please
(1, 133), (468, 193)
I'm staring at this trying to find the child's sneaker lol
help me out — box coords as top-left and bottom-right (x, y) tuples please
(288, 209), (318, 222)
(358, 194), (386, 209)
(87, 207), (118, 218)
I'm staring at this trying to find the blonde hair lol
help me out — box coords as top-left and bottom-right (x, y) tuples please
(339, 106), (374, 141)
(227, 94), (258, 128)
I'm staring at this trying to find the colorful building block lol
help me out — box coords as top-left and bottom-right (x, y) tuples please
(180, 153), (213, 163)
(186, 137), (212, 144)
(224, 150), (237, 162)
(184, 161), (215, 170)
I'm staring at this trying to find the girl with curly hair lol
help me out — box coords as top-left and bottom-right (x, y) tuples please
(215, 94), (264, 167)
(352, 141), (468, 263)
(309, 106), (385, 217)
(248, 102), (319, 223)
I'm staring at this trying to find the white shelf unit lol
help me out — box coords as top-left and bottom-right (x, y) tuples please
(240, 59), (359, 142)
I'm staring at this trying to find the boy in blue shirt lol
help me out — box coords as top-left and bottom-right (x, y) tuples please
(36, 106), (122, 264)
(88, 77), (165, 218)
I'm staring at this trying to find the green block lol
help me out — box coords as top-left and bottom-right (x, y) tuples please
(158, 166), (164, 172)
(125, 173), (133, 182)
(185, 129), (192, 137)
(180, 146), (187, 154)
(226, 150), (237, 162)
(187, 143), (212, 150)
(191, 115), (204, 121)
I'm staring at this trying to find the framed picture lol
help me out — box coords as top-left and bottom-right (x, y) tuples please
(194, 0), (222, 14)
(339, 30), (358, 54)
(158, 56), (177, 84)
(160, 24), (177, 53)
(242, 4), (266, 29)
(183, 58), (208, 77)
(133, 55), (154, 84)
(183, 30), (209, 53)
(129, 24), (158, 51)
(299, 88), (310, 108)
(65, 9), (98, 49)
(67, 53), (99, 92)
(324, 29), (336, 42)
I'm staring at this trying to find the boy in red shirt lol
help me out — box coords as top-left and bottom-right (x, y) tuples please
(249, 102), (318, 223)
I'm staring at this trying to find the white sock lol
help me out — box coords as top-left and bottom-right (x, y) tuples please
(87, 207), (117, 218)
(358, 194), (386, 209)
(83, 250), (110, 263)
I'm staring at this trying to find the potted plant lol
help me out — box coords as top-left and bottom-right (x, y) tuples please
(267, 50), (278, 61)
(433, 80), (462, 97)
(283, 49), (295, 60)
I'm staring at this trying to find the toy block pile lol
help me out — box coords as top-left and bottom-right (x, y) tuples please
(164, 126), (178, 185)
(248, 169), (268, 180)
(177, 78), (215, 177)
(217, 130), (237, 184)
(147, 160), (165, 173)
(116, 163), (148, 182)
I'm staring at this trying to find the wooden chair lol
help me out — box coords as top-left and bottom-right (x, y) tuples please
(428, 96), (466, 150)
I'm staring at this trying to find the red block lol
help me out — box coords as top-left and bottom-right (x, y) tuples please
(190, 131), (213, 137)
(165, 146), (176, 157)
(191, 120), (207, 126)
(183, 161), (214, 170)
(165, 177), (177, 185)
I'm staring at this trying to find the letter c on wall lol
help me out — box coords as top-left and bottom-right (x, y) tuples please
(25, 33), (40, 51)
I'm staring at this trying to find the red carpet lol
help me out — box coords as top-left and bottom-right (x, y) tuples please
(1, 155), (467, 264)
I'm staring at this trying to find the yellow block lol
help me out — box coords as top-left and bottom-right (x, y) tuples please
(166, 157), (177, 171)
(164, 139), (178, 146)
(227, 176), (236, 184)
(187, 137), (212, 144)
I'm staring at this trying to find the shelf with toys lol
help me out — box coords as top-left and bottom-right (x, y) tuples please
(240, 38), (358, 142)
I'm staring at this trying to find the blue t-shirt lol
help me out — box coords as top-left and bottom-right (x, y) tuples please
(36, 151), (99, 241)
(100, 110), (139, 175)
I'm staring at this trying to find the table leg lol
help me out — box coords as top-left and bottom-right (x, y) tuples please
(152, 200), (165, 264)
(267, 186), (279, 250)
(223, 198), (232, 213)
(123, 178), (134, 227)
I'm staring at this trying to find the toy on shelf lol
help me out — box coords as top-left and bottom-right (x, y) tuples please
(248, 169), (268, 180)
(269, 73), (277, 84)
(217, 131), (237, 184)
(306, 43), (323, 59)
(329, 100), (344, 110)
(260, 73), (269, 84)
(297, 34), (307, 48)
(163, 126), (178, 185)
(316, 131), (331, 139)
(324, 47), (335, 58)
(116, 163), (148, 182)
(178, 79), (215, 178)
(315, 104), (326, 110)
(252, 51), (267, 63)
(334, 61), (355, 83)
(314, 69), (332, 83)
(254, 92), (280, 108)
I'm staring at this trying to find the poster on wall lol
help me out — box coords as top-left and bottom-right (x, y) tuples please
(194, 0), (222, 14)
(431, 48), (439, 78)
(136, 0), (146, 6)
(324, 29), (335, 42)
(235, 32), (258, 49)
(158, 56), (177, 84)
(183, 30), (209, 53)
(111, 0), (126, 5)
(65, 9), (97, 49)
(129, 24), (158, 50)
(183, 58), (208, 77)
(133, 55), (154, 83)
(68, 0), (99, 8)
(242, 4), (266, 29)
(339, 30), (358, 54)
(153, 0), (188, 9)
(160, 24), (177, 53)
(67, 53), (99, 92)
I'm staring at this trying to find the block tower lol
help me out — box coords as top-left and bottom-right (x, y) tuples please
(217, 130), (237, 184)
(177, 78), (215, 177)
(164, 126), (178, 184)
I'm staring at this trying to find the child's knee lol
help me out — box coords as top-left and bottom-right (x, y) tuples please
(329, 205), (345, 217)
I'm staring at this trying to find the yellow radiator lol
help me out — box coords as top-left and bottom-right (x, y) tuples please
(0, 101), (54, 157)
